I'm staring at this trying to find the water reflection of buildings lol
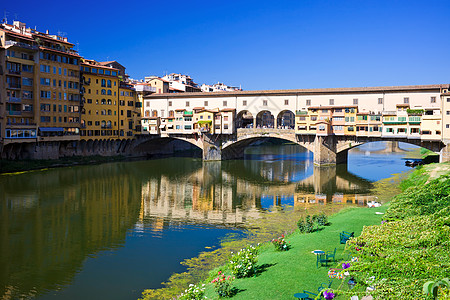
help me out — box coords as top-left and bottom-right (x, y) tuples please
(0, 164), (141, 299)
(139, 159), (375, 228)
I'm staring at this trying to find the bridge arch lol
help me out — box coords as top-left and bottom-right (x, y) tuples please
(221, 133), (309, 160)
(236, 110), (254, 128)
(335, 138), (444, 155)
(131, 136), (203, 157)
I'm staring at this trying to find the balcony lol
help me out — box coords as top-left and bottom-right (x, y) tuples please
(8, 69), (21, 75)
(7, 83), (21, 89)
(7, 97), (21, 103)
(134, 85), (156, 93)
(5, 40), (38, 50)
(8, 111), (22, 116)
(101, 124), (112, 129)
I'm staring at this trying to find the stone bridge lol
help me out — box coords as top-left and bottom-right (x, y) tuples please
(131, 128), (447, 166)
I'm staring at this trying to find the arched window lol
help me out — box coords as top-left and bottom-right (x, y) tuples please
(107, 90), (112, 95)
(101, 79), (106, 87)
(106, 121), (111, 127)
(101, 99), (106, 104)
(107, 109), (112, 115)
(101, 120), (106, 127)
(152, 110), (158, 117)
(101, 89), (106, 95)
(107, 80), (111, 88)
(107, 99), (112, 105)
(101, 110), (106, 115)
(145, 110), (150, 117)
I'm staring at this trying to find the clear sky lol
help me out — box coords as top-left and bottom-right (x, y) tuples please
(3, 0), (450, 90)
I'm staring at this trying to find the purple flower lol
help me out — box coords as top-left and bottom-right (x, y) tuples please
(323, 289), (335, 299)
(342, 262), (351, 269)
(381, 220), (387, 224)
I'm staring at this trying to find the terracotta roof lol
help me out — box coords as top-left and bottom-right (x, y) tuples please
(175, 108), (186, 111)
(144, 84), (448, 99)
(39, 46), (80, 57)
(193, 107), (205, 110)
(396, 103), (410, 107)
(221, 108), (236, 112)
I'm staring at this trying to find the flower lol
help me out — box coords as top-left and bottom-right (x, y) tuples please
(323, 288), (336, 299)
(342, 262), (351, 269)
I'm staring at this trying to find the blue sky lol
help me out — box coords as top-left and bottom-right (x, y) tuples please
(3, 0), (450, 90)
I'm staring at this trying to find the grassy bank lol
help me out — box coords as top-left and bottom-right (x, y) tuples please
(202, 206), (387, 299)
(0, 155), (126, 174)
(141, 163), (450, 299)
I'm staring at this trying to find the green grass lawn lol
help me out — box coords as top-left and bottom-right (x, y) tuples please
(204, 205), (387, 299)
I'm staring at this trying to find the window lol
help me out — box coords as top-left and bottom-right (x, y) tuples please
(223, 100), (227, 106)
(404, 97), (409, 104)
(40, 91), (51, 99)
(329, 99), (334, 105)
(431, 97), (436, 103)
(447, 111), (450, 115)
(186, 101), (190, 107)
(243, 100), (247, 106)
(306, 99), (311, 106)
(23, 77), (33, 86)
(447, 124), (450, 129)
(285, 99), (289, 105)
(168, 101), (172, 106)
(40, 78), (51, 86)
(353, 98), (358, 105)
(204, 101), (208, 106)
(263, 100), (268, 106)
(107, 80), (111, 88)
(40, 65), (50, 73)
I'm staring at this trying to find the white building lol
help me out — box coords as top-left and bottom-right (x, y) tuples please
(201, 82), (243, 93)
(161, 73), (201, 93)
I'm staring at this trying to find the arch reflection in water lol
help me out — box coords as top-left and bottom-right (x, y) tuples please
(0, 164), (141, 299)
(139, 146), (376, 227)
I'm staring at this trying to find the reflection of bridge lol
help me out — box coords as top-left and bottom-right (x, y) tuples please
(132, 127), (444, 166)
(139, 161), (374, 227)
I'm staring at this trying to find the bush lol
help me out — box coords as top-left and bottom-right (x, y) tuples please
(271, 234), (290, 251)
(315, 213), (329, 226)
(229, 245), (259, 278)
(211, 271), (234, 298)
(178, 283), (206, 300)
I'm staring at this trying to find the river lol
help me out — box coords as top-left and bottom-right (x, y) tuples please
(0, 141), (414, 299)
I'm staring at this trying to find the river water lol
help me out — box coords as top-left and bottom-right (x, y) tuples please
(0, 142), (413, 299)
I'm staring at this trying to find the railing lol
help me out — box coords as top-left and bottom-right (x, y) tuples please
(8, 69), (21, 75)
(7, 83), (21, 89)
(5, 40), (38, 50)
(101, 124), (112, 129)
(7, 97), (21, 103)
(8, 111), (22, 116)
(134, 85), (156, 92)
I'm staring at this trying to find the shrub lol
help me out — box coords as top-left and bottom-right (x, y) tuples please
(297, 218), (307, 233)
(178, 283), (206, 300)
(316, 213), (329, 226)
(271, 234), (290, 251)
(211, 271), (234, 298)
(229, 245), (259, 278)
(305, 215), (315, 233)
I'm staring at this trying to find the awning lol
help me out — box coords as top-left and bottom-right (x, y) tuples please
(39, 127), (64, 132)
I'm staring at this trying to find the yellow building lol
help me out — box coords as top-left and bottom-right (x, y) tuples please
(118, 82), (141, 138)
(80, 59), (119, 140)
(194, 109), (217, 134)
(344, 106), (357, 135)
(36, 30), (81, 141)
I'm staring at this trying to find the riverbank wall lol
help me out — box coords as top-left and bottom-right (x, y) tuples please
(0, 138), (201, 173)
